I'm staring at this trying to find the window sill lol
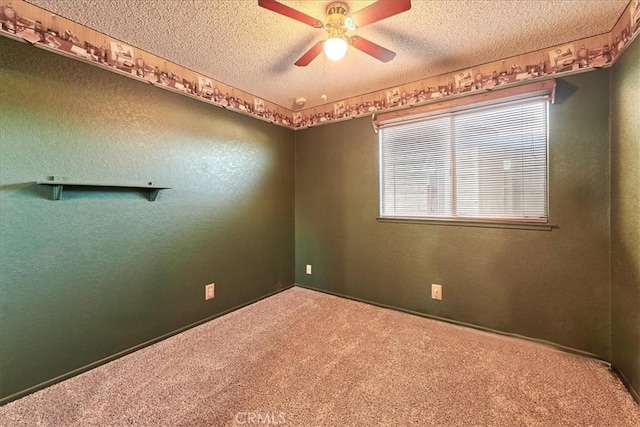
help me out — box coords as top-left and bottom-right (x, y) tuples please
(377, 217), (556, 231)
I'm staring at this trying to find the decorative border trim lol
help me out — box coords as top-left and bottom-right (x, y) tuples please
(1, 0), (639, 130)
(0, 0), (294, 127)
(294, 1), (639, 128)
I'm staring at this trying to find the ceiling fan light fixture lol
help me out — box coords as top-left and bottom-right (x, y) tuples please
(323, 36), (348, 61)
(260, 0), (410, 66)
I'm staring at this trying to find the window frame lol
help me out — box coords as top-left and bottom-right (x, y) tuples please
(375, 82), (555, 229)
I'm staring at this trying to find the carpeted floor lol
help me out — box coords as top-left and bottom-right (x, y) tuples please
(1, 286), (638, 426)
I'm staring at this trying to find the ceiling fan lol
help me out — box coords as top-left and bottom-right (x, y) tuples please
(258, 0), (412, 66)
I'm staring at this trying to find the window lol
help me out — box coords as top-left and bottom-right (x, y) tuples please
(379, 97), (548, 223)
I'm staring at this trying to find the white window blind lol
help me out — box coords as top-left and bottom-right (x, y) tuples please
(380, 97), (548, 222)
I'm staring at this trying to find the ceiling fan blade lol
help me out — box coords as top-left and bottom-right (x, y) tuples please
(350, 36), (396, 62)
(258, 0), (323, 28)
(350, 0), (411, 28)
(295, 41), (324, 66)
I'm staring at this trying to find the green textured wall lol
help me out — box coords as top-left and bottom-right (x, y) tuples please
(611, 38), (640, 399)
(0, 37), (294, 401)
(295, 70), (611, 358)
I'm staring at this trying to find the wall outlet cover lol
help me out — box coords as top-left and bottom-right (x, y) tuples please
(431, 284), (442, 301)
(205, 283), (215, 300)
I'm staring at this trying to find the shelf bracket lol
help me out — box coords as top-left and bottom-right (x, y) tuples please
(51, 184), (63, 200)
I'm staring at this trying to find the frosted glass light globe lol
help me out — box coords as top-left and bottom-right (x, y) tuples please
(323, 37), (348, 61)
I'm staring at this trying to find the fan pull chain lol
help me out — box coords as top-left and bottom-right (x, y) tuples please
(321, 56), (327, 102)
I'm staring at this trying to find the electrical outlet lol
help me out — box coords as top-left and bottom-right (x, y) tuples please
(205, 283), (215, 300)
(431, 284), (442, 301)
(306, 264), (312, 275)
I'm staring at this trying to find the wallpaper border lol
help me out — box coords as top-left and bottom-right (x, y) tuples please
(1, 0), (638, 130)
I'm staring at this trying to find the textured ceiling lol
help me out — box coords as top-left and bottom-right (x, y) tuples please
(27, 0), (628, 109)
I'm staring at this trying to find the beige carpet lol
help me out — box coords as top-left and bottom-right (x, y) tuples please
(1, 286), (638, 426)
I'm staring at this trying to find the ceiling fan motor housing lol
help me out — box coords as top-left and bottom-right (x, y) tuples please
(325, 2), (350, 37)
(326, 2), (349, 19)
